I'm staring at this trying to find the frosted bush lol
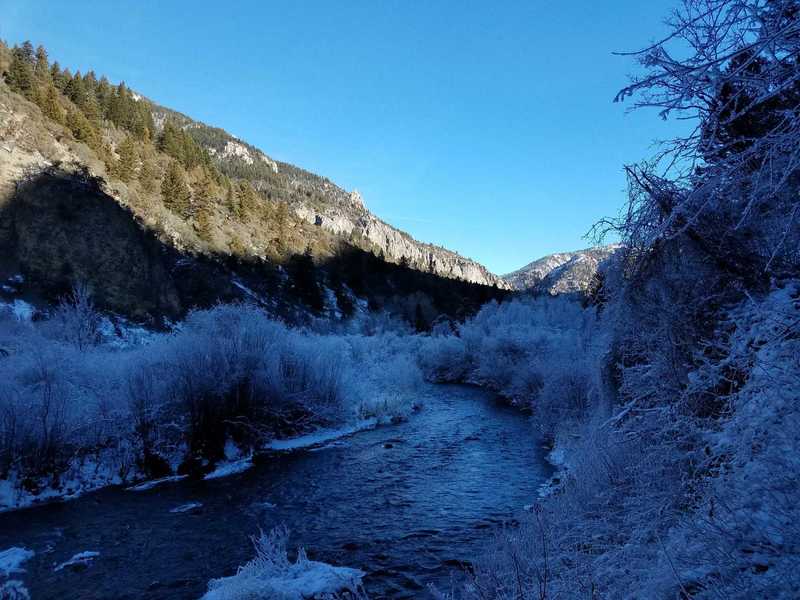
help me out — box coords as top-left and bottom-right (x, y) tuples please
(0, 302), (426, 489)
(202, 526), (366, 600)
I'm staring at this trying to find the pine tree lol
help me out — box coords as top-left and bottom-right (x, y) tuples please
(224, 179), (238, 215)
(50, 62), (67, 90)
(6, 46), (34, 96)
(114, 136), (138, 183)
(138, 153), (158, 194)
(40, 85), (64, 123)
(274, 201), (290, 252)
(66, 107), (99, 147)
(161, 161), (192, 216)
(287, 246), (324, 313)
(19, 41), (34, 63)
(33, 45), (50, 84)
(237, 181), (260, 218)
(193, 170), (217, 240)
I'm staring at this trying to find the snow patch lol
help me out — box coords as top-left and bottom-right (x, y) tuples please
(126, 475), (187, 492)
(202, 528), (364, 600)
(53, 551), (99, 572)
(204, 457), (253, 480)
(264, 419), (378, 452)
(0, 547), (34, 577)
(170, 502), (202, 514)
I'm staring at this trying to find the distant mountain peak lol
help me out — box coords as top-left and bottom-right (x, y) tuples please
(503, 244), (621, 294)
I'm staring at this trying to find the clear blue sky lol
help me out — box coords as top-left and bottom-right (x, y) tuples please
(2, 0), (682, 274)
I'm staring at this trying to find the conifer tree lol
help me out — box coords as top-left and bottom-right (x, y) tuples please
(193, 171), (217, 240)
(40, 85), (64, 124)
(50, 62), (67, 90)
(138, 153), (158, 194)
(66, 107), (99, 147)
(6, 46), (34, 96)
(114, 136), (138, 183)
(237, 181), (260, 217)
(161, 161), (192, 216)
(224, 179), (238, 215)
(19, 41), (34, 63)
(33, 45), (49, 84)
(274, 200), (290, 252)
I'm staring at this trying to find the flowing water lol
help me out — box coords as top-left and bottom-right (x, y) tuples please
(0, 384), (551, 599)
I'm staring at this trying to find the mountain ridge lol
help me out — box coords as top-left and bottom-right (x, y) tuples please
(502, 244), (621, 294)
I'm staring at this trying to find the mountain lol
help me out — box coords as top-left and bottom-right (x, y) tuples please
(0, 40), (506, 324)
(502, 244), (621, 294)
(147, 98), (506, 289)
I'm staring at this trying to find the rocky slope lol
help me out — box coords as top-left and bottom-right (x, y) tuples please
(503, 244), (621, 294)
(149, 103), (507, 288)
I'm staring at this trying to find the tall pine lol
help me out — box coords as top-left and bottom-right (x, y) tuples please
(161, 161), (192, 216)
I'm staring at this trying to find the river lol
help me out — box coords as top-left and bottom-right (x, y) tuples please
(0, 384), (551, 599)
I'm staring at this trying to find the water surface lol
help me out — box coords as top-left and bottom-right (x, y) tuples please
(0, 384), (550, 599)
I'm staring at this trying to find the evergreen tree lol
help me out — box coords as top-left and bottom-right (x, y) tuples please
(19, 41), (34, 63)
(65, 72), (88, 109)
(161, 161), (192, 216)
(224, 179), (238, 215)
(414, 302), (427, 332)
(114, 136), (138, 183)
(193, 170), (217, 240)
(50, 62), (67, 90)
(33, 45), (50, 84)
(65, 107), (99, 147)
(287, 246), (324, 313)
(138, 153), (158, 194)
(40, 85), (64, 124)
(274, 201), (290, 252)
(237, 181), (260, 217)
(6, 46), (34, 96)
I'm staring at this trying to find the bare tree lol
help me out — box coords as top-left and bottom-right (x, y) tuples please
(601, 0), (800, 277)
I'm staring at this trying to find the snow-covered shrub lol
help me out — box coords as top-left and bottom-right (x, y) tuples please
(0, 302), (427, 496)
(44, 283), (102, 351)
(418, 334), (468, 382)
(420, 296), (600, 433)
(202, 526), (366, 600)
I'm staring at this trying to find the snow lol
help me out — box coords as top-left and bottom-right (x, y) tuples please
(264, 419), (378, 452)
(0, 548), (34, 577)
(204, 458), (253, 480)
(126, 475), (187, 492)
(202, 529), (364, 600)
(0, 579), (30, 599)
(1, 300), (35, 322)
(203, 558), (364, 600)
(53, 551), (99, 572)
(170, 502), (202, 514)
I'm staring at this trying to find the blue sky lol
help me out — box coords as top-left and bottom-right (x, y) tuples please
(2, 0), (682, 274)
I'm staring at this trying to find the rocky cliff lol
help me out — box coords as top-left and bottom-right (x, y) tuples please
(503, 244), (621, 295)
(149, 103), (508, 288)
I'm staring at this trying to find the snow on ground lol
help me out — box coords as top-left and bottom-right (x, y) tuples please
(204, 458), (253, 480)
(53, 551), (99, 572)
(202, 529), (364, 600)
(0, 548), (34, 577)
(264, 418), (378, 452)
(169, 502), (203, 514)
(126, 475), (187, 492)
(0, 454), (129, 512)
